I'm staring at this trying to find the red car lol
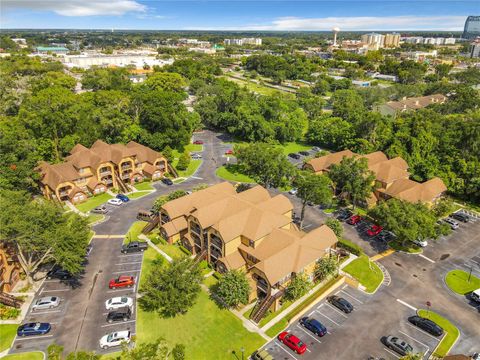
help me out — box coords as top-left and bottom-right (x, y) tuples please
(193, 140), (203, 145)
(109, 276), (135, 289)
(367, 225), (383, 237)
(347, 215), (362, 225)
(278, 332), (307, 355)
(225, 149), (234, 155)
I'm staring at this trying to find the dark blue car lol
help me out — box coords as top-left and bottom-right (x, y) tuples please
(116, 194), (130, 202)
(300, 317), (327, 336)
(17, 322), (51, 336)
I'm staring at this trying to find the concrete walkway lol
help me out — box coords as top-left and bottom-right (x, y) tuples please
(138, 234), (172, 263)
(64, 201), (87, 217)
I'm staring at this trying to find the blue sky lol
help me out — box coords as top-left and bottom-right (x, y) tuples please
(1, 1), (479, 30)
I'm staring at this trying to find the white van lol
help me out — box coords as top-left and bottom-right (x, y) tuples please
(471, 289), (480, 303)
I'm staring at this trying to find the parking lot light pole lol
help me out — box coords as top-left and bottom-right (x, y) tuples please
(468, 266), (473, 282)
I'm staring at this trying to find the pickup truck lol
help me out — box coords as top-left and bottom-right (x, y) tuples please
(121, 241), (148, 254)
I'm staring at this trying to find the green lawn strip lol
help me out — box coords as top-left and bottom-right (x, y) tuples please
(266, 319), (288, 338)
(2, 352), (44, 360)
(172, 144), (203, 159)
(156, 243), (185, 259)
(277, 142), (312, 156)
(124, 221), (148, 244)
(388, 240), (422, 254)
(417, 309), (459, 357)
(203, 275), (218, 289)
(87, 214), (104, 224)
(257, 300), (293, 327)
(445, 270), (480, 295)
(0, 324), (18, 352)
(242, 305), (255, 320)
(136, 290), (265, 359)
(176, 159), (202, 178)
(139, 247), (166, 286)
(343, 255), (384, 293)
(75, 193), (113, 213)
(215, 165), (255, 183)
(128, 191), (151, 200)
(100, 352), (121, 360)
(134, 181), (154, 191)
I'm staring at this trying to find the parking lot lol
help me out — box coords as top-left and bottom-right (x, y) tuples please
(9, 235), (143, 355)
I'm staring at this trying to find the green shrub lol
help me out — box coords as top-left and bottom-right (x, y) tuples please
(0, 304), (21, 320)
(199, 260), (209, 270)
(178, 245), (191, 255)
(213, 271), (223, 280)
(337, 238), (363, 256)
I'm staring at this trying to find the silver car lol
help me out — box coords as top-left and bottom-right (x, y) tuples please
(32, 296), (60, 311)
(444, 217), (459, 230)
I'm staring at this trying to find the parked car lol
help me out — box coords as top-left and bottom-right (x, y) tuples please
(288, 153), (301, 159)
(299, 317), (327, 336)
(251, 349), (274, 360)
(408, 316), (444, 336)
(470, 289), (480, 303)
(91, 205), (108, 214)
(289, 188), (298, 195)
(32, 296), (60, 311)
(312, 146), (321, 152)
(444, 217), (459, 230)
(225, 149), (234, 155)
(384, 335), (414, 356)
(121, 241), (148, 254)
(106, 307), (132, 323)
(278, 332), (307, 354)
(116, 194), (130, 202)
(367, 225), (383, 237)
(137, 210), (155, 221)
(17, 322), (51, 337)
(99, 330), (131, 349)
(107, 198), (123, 206)
(376, 231), (394, 243)
(109, 275), (135, 289)
(336, 209), (353, 222)
(347, 215), (362, 225)
(191, 153), (202, 160)
(450, 212), (469, 223)
(105, 296), (133, 310)
(412, 239), (428, 247)
(193, 140), (204, 145)
(46, 267), (72, 280)
(472, 353), (480, 360)
(327, 295), (353, 313)
(161, 178), (173, 186)
(299, 151), (310, 156)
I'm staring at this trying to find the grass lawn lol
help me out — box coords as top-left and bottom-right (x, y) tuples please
(276, 142), (312, 156)
(171, 158), (202, 178)
(225, 76), (289, 97)
(137, 290), (265, 359)
(388, 240), (422, 254)
(139, 247), (165, 286)
(87, 214), (104, 224)
(128, 191), (151, 199)
(203, 275), (219, 289)
(216, 165), (255, 183)
(134, 181), (154, 191)
(100, 352), (121, 360)
(266, 319), (288, 337)
(76, 193), (113, 213)
(2, 352), (44, 360)
(343, 255), (384, 293)
(124, 221), (148, 244)
(156, 243), (185, 259)
(445, 270), (480, 295)
(417, 309), (459, 357)
(172, 144), (203, 158)
(0, 324), (17, 352)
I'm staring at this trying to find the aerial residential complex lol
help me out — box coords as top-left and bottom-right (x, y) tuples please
(158, 182), (338, 313)
(305, 150), (447, 207)
(375, 94), (447, 117)
(37, 141), (168, 204)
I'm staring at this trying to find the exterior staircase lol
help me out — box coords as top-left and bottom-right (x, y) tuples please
(114, 169), (130, 193)
(167, 163), (178, 178)
(141, 215), (160, 234)
(0, 292), (23, 309)
(193, 249), (208, 265)
(250, 289), (284, 324)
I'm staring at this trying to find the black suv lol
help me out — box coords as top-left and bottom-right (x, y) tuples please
(336, 209), (353, 222)
(106, 307), (132, 323)
(288, 153), (301, 159)
(299, 151), (310, 156)
(47, 267), (73, 280)
(161, 178), (173, 186)
(408, 316), (444, 336)
(450, 212), (469, 223)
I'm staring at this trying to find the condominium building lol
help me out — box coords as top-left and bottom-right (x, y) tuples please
(361, 33), (385, 49)
(37, 141), (168, 204)
(376, 94), (446, 117)
(384, 33), (401, 48)
(469, 38), (480, 58)
(305, 150), (447, 207)
(158, 182), (338, 315)
(224, 38), (262, 46)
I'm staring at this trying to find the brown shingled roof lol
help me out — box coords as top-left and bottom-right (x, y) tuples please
(217, 252), (246, 271)
(384, 94), (446, 112)
(161, 217), (188, 237)
(379, 177), (447, 203)
(305, 150), (355, 172)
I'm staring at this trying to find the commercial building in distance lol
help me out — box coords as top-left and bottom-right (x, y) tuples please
(384, 33), (401, 47)
(224, 38), (262, 46)
(463, 16), (480, 39)
(37, 141), (168, 204)
(36, 46), (69, 55)
(305, 150), (447, 207)
(158, 182), (338, 317)
(376, 94), (446, 117)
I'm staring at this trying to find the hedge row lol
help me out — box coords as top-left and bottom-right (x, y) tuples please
(337, 238), (363, 256)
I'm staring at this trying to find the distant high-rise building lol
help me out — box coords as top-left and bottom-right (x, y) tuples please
(463, 16), (480, 39)
(361, 33), (385, 49)
(384, 33), (400, 48)
(224, 38), (262, 46)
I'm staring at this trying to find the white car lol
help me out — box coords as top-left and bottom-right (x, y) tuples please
(444, 217), (459, 230)
(99, 330), (131, 349)
(191, 153), (202, 159)
(413, 239), (428, 247)
(289, 188), (298, 195)
(105, 296), (133, 310)
(32, 296), (60, 311)
(107, 198), (123, 206)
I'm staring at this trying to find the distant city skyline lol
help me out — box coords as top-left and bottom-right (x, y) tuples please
(0, 0), (478, 31)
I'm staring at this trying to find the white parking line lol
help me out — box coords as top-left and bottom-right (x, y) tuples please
(418, 254), (436, 263)
(101, 320), (136, 328)
(41, 289), (70, 293)
(274, 341), (298, 360)
(339, 290), (364, 304)
(308, 311), (315, 316)
(399, 331), (430, 352)
(115, 261), (142, 266)
(316, 303), (324, 309)
(315, 310), (340, 326)
(111, 270), (141, 275)
(15, 335), (54, 341)
(405, 323), (442, 342)
(30, 310), (61, 315)
(325, 303), (348, 318)
(396, 299), (417, 311)
(296, 325), (321, 344)
(106, 289), (135, 294)
(383, 347), (400, 359)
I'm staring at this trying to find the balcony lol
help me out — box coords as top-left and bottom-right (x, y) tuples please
(190, 223), (201, 235)
(256, 278), (269, 292)
(210, 247), (222, 260)
(121, 163), (132, 170)
(161, 214), (170, 224)
(210, 238), (222, 251)
(99, 169), (111, 176)
(121, 173), (131, 180)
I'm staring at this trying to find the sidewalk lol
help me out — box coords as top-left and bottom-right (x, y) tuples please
(138, 234), (172, 263)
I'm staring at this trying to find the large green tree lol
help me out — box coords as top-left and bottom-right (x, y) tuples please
(211, 270), (250, 308)
(144, 72), (188, 93)
(120, 339), (185, 360)
(284, 274), (310, 301)
(139, 257), (202, 317)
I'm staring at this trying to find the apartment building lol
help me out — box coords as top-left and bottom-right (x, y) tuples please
(384, 33), (401, 48)
(0, 244), (21, 293)
(224, 38), (262, 46)
(158, 182), (338, 311)
(305, 150), (446, 207)
(376, 94), (446, 117)
(37, 140), (168, 204)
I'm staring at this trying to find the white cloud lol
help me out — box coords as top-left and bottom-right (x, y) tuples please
(188, 15), (466, 31)
(2, 0), (146, 16)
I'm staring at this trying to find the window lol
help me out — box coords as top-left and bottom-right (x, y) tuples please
(249, 240), (255, 248)
(246, 254), (257, 263)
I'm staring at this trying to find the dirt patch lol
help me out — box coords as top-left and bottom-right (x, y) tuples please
(440, 254), (450, 261)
